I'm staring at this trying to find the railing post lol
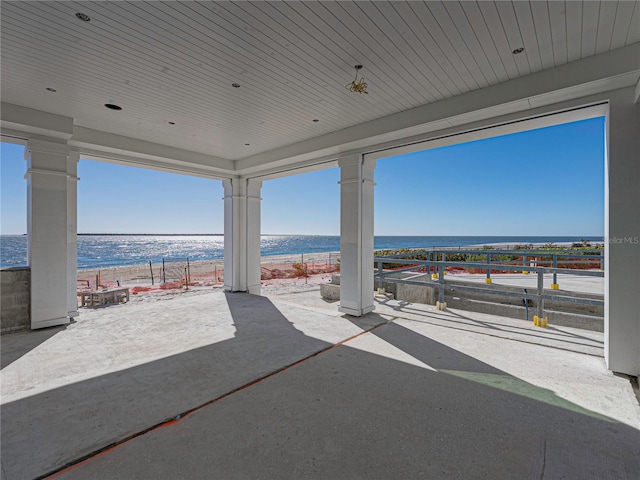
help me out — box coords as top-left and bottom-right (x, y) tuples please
(436, 260), (446, 310)
(377, 260), (383, 292)
(534, 270), (547, 327)
(522, 254), (528, 274)
(485, 253), (492, 284)
(430, 251), (437, 280)
(551, 255), (559, 289)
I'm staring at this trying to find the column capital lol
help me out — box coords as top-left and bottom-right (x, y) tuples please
(338, 153), (363, 168)
(223, 177), (262, 199)
(26, 138), (70, 157)
(338, 153), (376, 172)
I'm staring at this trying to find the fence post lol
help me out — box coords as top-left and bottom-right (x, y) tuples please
(187, 257), (191, 285)
(162, 258), (166, 284)
(377, 260), (383, 292)
(522, 254), (528, 274)
(184, 267), (189, 290)
(551, 255), (559, 289)
(149, 261), (154, 286)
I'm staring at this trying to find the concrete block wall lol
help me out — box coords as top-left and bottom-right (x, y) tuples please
(1, 267), (30, 333)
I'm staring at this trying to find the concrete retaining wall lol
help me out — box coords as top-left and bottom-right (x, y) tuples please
(1, 267), (30, 333)
(322, 273), (604, 331)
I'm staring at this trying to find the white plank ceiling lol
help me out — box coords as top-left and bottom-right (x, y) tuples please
(2, 1), (639, 160)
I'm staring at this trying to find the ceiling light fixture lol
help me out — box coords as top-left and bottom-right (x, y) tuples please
(232, 83), (241, 88)
(168, 121), (175, 125)
(312, 119), (319, 122)
(75, 12), (91, 22)
(46, 87), (57, 92)
(244, 143), (250, 146)
(346, 65), (368, 94)
(512, 47), (524, 54)
(104, 103), (122, 111)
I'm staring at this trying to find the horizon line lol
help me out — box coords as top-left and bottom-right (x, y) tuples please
(2, 233), (605, 237)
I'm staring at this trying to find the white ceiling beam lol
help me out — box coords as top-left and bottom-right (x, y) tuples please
(79, 151), (234, 181)
(1, 102), (73, 140)
(70, 127), (234, 174)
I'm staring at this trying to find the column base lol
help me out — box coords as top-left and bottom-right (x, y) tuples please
(68, 310), (80, 319)
(247, 284), (261, 295)
(31, 316), (70, 330)
(339, 304), (375, 317)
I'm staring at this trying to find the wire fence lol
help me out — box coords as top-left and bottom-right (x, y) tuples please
(260, 252), (339, 280)
(76, 253), (341, 291)
(77, 258), (225, 290)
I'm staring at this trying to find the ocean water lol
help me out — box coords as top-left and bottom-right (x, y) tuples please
(1, 234), (603, 270)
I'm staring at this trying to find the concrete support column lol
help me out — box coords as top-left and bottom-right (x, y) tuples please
(338, 154), (376, 316)
(25, 139), (71, 329)
(67, 152), (80, 318)
(223, 178), (262, 294)
(605, 90), (640, 376)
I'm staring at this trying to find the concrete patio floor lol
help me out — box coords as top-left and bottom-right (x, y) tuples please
(1, 287), (638, 480)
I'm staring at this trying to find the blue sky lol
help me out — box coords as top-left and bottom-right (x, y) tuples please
(1, 117), (604, 236)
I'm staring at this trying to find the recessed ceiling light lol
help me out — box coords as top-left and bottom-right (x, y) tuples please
(104, 103), (122, 111)
(232, 83), (241, 88)
(312, 119), (319, 122)
(46, 87), (57, 92)
(75, 12), (91, 22)
(168, 121), (175, 125)
(244, 143), (250, 146)
(512, 47), (524, 54)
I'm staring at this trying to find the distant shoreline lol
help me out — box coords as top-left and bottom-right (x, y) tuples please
(1, 235), (606, 271)
(1, 234), (606, 237)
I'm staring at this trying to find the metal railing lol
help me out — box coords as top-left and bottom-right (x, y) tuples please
(374, 249), (604, 323)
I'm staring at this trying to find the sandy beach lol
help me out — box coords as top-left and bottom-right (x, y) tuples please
(76, 252), (340, 298)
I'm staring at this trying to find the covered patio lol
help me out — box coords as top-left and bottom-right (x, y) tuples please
(2, 288), (638, 479)
(1, 2), (639, 478)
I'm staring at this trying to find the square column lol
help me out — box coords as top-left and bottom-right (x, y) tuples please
(67, 152), (80, 318)
(338, 154), (376, 316)
(605, 91), (640, 376)
(223, 178), (262, 294)
(25, 139), (72, 329)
